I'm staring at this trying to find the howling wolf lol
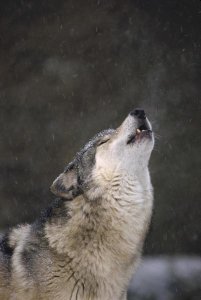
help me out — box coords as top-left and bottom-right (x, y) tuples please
(0, 109), (154, 300)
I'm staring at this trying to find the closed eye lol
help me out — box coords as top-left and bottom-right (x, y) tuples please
(97, 139), (110, 146)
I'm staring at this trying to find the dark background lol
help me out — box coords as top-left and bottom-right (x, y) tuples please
(0, 0), (200, 258)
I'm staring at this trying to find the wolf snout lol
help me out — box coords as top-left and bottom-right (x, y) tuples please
(129, 108), (152, 135)
(130, 108), (146, 120)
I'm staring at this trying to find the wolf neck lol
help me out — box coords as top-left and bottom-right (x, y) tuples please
(44, 169), (153, 283)
(44, 177), (153, 299)
(91, 164), (153, 203)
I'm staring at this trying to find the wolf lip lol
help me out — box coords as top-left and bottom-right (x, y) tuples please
(139, 121), (149, 131)
(136, 121), (150, 134)
(127, 120), (152, 144)
(136, 128), (152, 136)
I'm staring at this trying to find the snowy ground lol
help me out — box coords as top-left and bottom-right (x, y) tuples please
(128, 256), (201, 300)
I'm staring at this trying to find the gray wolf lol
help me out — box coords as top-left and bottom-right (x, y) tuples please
(0, 109), (154, 300)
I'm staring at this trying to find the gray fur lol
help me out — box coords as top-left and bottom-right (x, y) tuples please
(0, 111), (154, 300)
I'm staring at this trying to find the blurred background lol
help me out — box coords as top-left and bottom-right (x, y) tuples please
(0, 0), (200, 299)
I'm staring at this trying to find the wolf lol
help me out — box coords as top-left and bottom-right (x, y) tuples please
(0, 109), (154, 300)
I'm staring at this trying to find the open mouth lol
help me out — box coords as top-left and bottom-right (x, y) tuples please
(136, 122), (151, 134)
(127, 120), (152, 144)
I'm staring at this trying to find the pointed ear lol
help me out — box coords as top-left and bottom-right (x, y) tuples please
(50, 166), (80, 200)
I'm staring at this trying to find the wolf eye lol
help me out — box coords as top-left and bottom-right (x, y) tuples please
(97, 139), (109, 146)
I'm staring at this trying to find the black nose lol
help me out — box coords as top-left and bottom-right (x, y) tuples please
(130, 108), (146, 119)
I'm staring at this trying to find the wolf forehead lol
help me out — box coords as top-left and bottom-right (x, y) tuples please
(64, 128), (115, 171)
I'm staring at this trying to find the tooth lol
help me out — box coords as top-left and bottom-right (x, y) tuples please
(136, 129), (141, 134)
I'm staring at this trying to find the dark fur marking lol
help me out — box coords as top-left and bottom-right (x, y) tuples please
(70, 278), (80, 300)
(33, 197), (70, 232)
(72, 187), (82, 198)
(75, 285), (80, 300)
(64, 160), (75, 173)
(77, 175), (83, 186)
(22, 250), (32, 263)
(55, 179), (71, 193)
(66, 271), (75, 283)
(21, 247), (38, 277)
(39, 198), (65, 222)
(0, 233), (13, 275)
(0, 233), (13, 257)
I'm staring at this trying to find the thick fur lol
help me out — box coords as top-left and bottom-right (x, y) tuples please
(0, 110), (154, 300)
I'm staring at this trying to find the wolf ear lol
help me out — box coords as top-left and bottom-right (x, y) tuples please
(50, 165), (80, 200)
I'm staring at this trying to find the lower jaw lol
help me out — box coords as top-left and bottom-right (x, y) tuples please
(136, 131), (152, 140)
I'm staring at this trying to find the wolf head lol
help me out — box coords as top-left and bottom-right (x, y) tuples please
(51, 109), (154, 201)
